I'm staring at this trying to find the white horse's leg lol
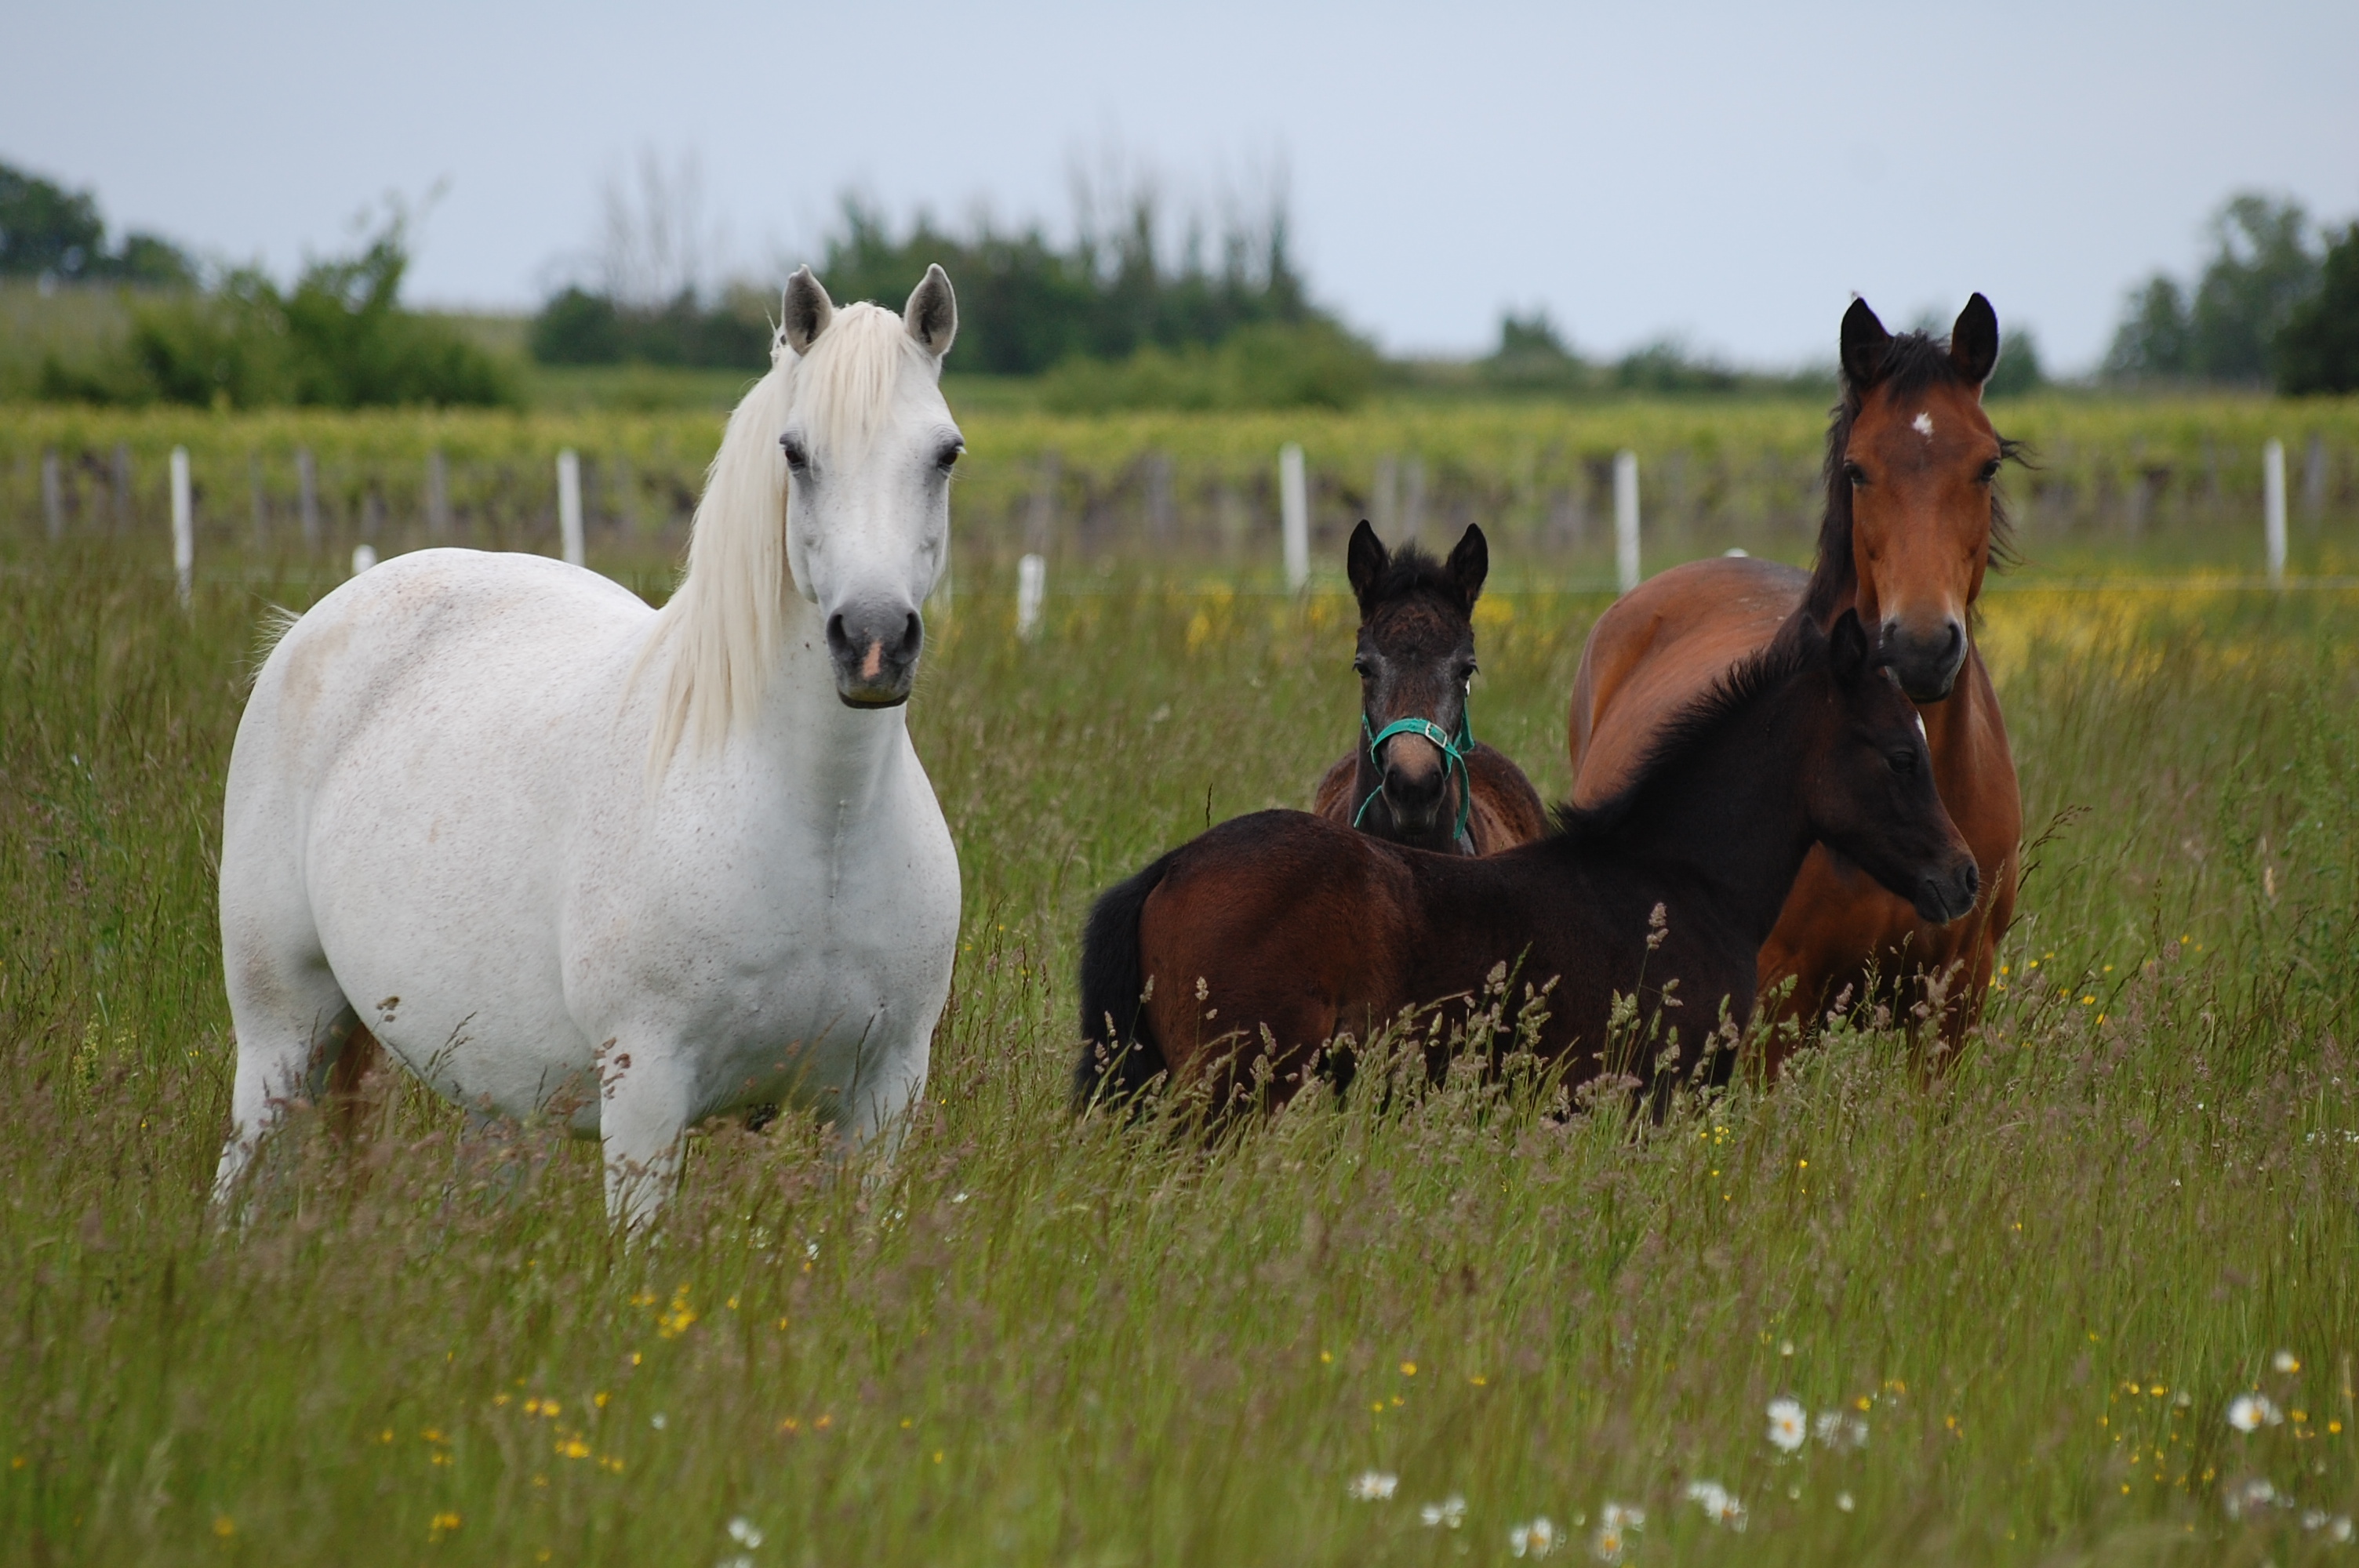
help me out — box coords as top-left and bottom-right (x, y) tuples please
(211, 990), (362, 1209)
(598, 1041), (694, 1231)
(838, 1027), (931, 1166)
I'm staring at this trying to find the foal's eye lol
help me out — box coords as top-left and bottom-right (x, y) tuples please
(1351, 656), (1372, 678)
(1888, 747), (1918, 777)
(780, 436), (810, 473)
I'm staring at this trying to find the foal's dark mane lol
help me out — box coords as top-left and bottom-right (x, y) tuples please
(1550, 620), (1818, 844)
(1358, 539), (1474, 615)
(1799, 329), (2026, 624)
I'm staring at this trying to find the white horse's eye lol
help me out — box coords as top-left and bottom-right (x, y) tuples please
(780, 435), (811, 473)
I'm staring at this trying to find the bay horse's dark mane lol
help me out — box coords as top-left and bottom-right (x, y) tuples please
(1550, 617), (1817, 844)
(1799, 328), (2027, 624)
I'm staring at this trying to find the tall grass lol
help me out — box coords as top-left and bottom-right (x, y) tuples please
(1, 542), (2355, 1564)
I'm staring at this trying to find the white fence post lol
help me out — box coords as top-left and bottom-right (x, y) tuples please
(2263, 437), (2286, 589)
(1280, 442), (1309, 592)
(1614, 449), (1641, 593)
(351, 544), (378, 575)
(1016, 552), (1046, 641)
(558, 449), (585, 568)
(170, 446), (193, 608)
(42, 449), (63, 542)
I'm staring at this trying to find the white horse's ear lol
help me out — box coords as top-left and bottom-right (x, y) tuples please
(903, 264), (957, 359)
(783, 267), (834, 355)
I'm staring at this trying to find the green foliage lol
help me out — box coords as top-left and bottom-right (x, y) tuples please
(540, 189), (1330, 380)
(2277, 224), (2359, 397)
(528, 285), (771, 370)
(2108, 194), (2325, 384)
(0, 158), (195, 285)
(1, 543), (2357, 1563)
(42, 217), (515, 409)
(1482, 309), (1587, 391)
(1038, 319), (1379, 412)
(1984, 326), (2046, 398)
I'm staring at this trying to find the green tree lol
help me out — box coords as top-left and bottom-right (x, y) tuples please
(0, 159), (195, 285)
(2277, 223), (2359, 395)
(2106, 192), (2321, 383)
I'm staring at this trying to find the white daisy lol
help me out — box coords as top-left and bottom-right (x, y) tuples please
(1682, 1480), (1747, 1530)
(1507, 1516), (1558, 1558)
(1347, 1470), (1398, 1501)
(1420, 1495), (1467, 1529)
(1766, 1396), (1807, 1452)
(1590, 1502), (1643, 1563)
(726, 1517), (763, 1549)
(1814, 1411), (1870, 1450)
(2226, 1392), (2283, 1432)
(2272, 1349), (2301, 1374)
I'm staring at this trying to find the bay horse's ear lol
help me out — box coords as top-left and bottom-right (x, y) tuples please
(783, 267), (834, 356)
(1950, 292), (2000, 389)
(903, 263), (958, 360)
(1446, 524), (1489, 610)
(1839, 296), (1892, 390)
(1347, 520), (1388, 607)
(1826, 608), (1873, 683)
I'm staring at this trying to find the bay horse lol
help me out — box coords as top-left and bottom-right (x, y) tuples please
(1311, 521), (1548, 855)
(213, 266), (966, 1229)
(1566, 295), (2022, 1065)
(1075, 607), (1979, 1118)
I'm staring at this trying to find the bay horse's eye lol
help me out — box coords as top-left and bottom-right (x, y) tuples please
(1976, 457), (2002, 483)
(1843, 461), (1868, 487)
(1351, 656), (1372, 678)
(1888, 747), (1918, 777)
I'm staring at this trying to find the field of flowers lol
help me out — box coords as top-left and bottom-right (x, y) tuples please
(2, 420), (2357, 1563)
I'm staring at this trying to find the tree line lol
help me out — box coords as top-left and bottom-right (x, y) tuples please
(2106, 191), (2359, 394)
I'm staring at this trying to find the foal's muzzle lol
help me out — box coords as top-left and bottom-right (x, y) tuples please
(827, 601), (924, 708)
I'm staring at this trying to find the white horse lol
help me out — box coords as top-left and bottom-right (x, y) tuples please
(212, 266), (965, 1227)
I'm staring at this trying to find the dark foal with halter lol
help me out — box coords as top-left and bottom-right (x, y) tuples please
(1312, 522), (1547, 855)
(1076, 606), (1979, 1120)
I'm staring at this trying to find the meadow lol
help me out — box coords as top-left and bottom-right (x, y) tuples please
(3, 396), (2359, 1565)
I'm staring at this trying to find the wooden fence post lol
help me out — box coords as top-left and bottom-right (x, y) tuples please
(1280, 443), (1309, 592)
(41, 449), (63, 542)
(297, 447), (321, 550)
(170, 446), (193, 608)
(2263, 438), (2286, 589)
(558, 449), (585, 568)
(1614, 449), (1641, 593)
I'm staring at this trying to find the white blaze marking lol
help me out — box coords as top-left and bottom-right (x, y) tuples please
(1911, 411), (1935, 437)
(1914, 712), (1928, 742)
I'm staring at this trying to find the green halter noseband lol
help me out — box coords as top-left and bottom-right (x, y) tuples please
(1352, 706), (1477, 846)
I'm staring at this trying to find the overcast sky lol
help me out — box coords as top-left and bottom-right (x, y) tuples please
(5, 0), (2354, 370)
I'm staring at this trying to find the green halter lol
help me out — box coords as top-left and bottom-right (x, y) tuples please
(1352, 705), (1477, 846)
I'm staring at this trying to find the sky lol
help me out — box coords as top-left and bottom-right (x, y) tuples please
(5, 0), (2354, 372)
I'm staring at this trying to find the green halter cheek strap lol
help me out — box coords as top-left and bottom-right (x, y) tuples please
(1352, 706), (1477, 845)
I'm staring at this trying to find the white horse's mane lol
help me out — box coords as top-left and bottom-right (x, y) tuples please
(641, 301), (928, 768)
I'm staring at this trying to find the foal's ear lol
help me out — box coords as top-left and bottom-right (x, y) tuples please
(783, 267), (834, 356)
(1826, 608), (1874, 683)
(1347, 520), (1388, 606)
(1950, 292), (2000, 390)
(1839, 296), (1892, 389)
(903, 263), (958, 360)
(1446, 523), (1489, 610)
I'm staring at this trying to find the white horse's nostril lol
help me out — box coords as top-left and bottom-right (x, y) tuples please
(862, 640), (884, 680)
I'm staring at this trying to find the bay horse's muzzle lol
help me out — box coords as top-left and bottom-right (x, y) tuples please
(1883, 615), (1968, 702)
(827, 601), (924, 709)
(1914, 856), (1981, 925)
